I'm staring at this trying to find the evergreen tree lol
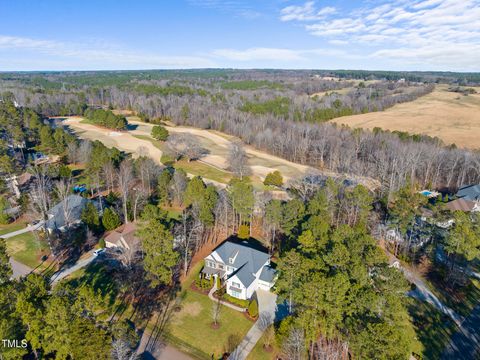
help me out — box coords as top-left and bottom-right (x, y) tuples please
(102, 208), (121, 231)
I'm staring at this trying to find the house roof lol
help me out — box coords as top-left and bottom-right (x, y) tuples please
(104, 222), (139, 249)
(456, 184), (480, 201)
(46, 195), (89, 230)
(211, 240), (270, 288)
(259, 265), (276, 283)
(214, 240), (270, 274)
(445, 198), (477, 212)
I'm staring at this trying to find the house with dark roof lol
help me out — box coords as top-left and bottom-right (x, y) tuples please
(45, 194), (99, 233)
(447, 184), (480, 213)
(202, 240), (276, 300)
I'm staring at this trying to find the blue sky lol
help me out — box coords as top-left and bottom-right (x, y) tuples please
(0, 0), (479, 71)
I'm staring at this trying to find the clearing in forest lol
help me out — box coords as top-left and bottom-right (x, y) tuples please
(329, 85), (480, 149)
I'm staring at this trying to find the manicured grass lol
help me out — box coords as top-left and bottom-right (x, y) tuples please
(5, 231), (51, 269)
(247, 333), (279, 360)
(0, 220), (28, 236)
(408, 298), (457, 359)
(134, 134), (233, 184)
(166, 289), (252, 358)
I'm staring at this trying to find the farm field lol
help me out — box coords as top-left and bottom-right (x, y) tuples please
(330, 85), (480, 149)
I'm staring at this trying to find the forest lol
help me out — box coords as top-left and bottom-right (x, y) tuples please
(0, 70), (479, 200)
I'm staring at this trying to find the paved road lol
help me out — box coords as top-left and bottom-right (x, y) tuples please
(0, 221), (44, 239)
(390, 257), (463, 326)
(137, 329), (194, 360)
(229, 290), (277, 360)
(50, 252), (96, 285)
(9, 257), (33, 279)
(441, 304), (480, 359)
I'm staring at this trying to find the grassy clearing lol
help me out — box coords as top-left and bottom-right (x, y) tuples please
(5, 231), (51, 269)
(133, 134), (233, 184)
(408, 298), (456, 359)
(166, 289), (252, 358)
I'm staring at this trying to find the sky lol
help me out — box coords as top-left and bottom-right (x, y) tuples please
(0, 0), (479, 72)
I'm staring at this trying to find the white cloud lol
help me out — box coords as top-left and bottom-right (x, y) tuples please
(187, 0), (261, 18)
(280, 1), (336, 22)
(0, 34), (216, 70)
(212, 47), (305, 61)
(280, 0), (480, 70)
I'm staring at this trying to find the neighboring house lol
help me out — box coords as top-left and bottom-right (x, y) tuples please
(202, 240), (276, 300)
(445, 184), (480, 213)
(4, 172), (33, 199)
(104, 223), (139, 251)
(45, 194), (97, 233)
(456, 184), (480, 202)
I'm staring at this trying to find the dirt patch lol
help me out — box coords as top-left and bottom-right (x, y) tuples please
(172, 301), (203, 326)
(330, 85), (480, 149)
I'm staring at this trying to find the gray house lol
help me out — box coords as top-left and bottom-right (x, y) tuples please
(45, 194), (98, 233)
(203, 240), (276, 300)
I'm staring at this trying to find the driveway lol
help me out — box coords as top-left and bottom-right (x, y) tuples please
(229, 290), (277, 360)
(9, 257), (33, 279)
(0, 221), (44, 239)
(50, 252), (97, 285)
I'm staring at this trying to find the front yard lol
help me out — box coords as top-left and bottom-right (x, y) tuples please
(166, 289), (252, 358)
(5, 231), (51, 269)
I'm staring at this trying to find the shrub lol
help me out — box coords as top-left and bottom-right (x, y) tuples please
(151, 125), (169, 141)
(238, 224), (250, 239)
(222, 294), (249, 308)
(216, 276), (221, 290)
(248, 299), (258, 318)
(98, 238), (106, 249)
(263, 171), (283, 187)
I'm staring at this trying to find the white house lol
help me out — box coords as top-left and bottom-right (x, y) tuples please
(202, 240), (276, 300)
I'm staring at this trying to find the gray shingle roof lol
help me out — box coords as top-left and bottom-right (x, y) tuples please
(214, 240), (270, 287)
(259, 265), (276, 283)
(215, 240), (269, 273)
(46, 195), (89, 230)
(457, 184), (480, 201)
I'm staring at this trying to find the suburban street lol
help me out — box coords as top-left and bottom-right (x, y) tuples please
(442, 304), (480, 359)
(9, 257), (33, 279)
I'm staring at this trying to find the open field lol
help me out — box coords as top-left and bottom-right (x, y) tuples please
(0, 220), (28, 236)
(330, 85), (480, 149)
(59, 116), (379, 190)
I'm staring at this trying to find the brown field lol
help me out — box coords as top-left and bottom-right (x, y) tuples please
(330, 85), (480, 149)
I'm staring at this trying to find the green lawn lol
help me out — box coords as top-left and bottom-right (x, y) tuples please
(166, 289), (252, 358)
(408, 298), (457, 359)
(0, 220), (28, 236)
(247, 332), (279, 360)
(134, 134), (233, 184)
(5, 231), (51, 269)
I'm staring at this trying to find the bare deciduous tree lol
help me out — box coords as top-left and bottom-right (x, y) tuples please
(118, 159), (134, 224)
(228, 140), (251, 179)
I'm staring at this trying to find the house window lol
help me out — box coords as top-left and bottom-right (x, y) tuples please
(232, 282), (241, 288)
(218, 264), (225, 270)
(207, 261), (215, 268)
(231, 290), (241, 298)
(229, 257), (234, 264)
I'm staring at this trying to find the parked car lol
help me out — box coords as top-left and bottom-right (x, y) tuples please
(93, 248), (105, 256)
